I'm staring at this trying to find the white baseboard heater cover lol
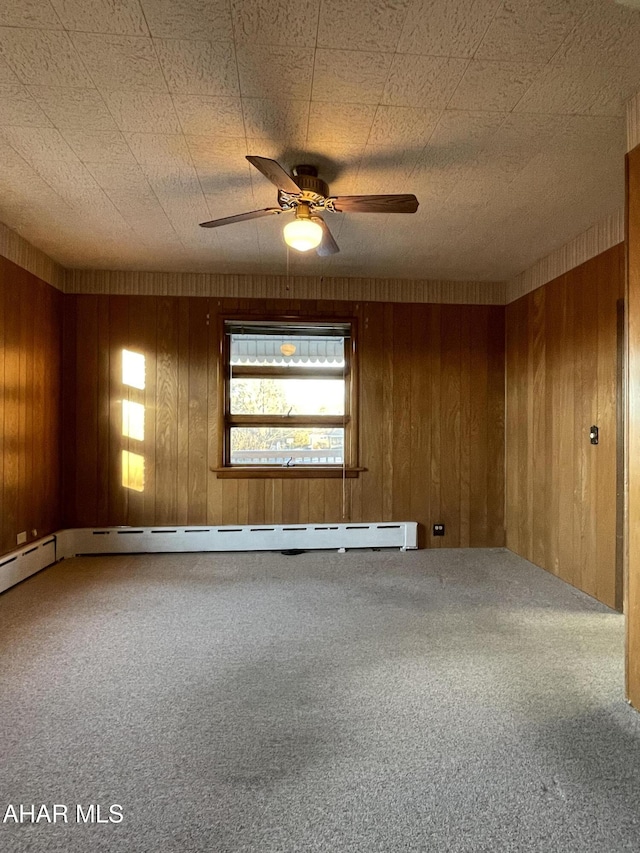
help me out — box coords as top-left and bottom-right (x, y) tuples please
(0, 523), (417, 595)
(0, 537), (57, 594)
(59, 522), (418, 558)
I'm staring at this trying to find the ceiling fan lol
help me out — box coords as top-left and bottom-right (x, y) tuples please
(199, 156), (419, 256)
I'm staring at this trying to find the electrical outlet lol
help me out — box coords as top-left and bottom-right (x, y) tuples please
(433, 523), (445, 536)
(16, 531), (27, 545)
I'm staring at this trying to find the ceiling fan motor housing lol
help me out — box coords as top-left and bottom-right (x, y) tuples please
(293, 165), (329, 206)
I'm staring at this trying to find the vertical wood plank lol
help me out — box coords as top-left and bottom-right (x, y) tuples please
(545, 277), (562, 577)
(429, 305), (442, 548)
(595, 251), (619, 608)
(486, 306), (505, 547)
(382, 304), (394, 520)
(177, 300), (190, 525)
(458, 306), (472, 548)
(108, 296), (129, 526)
(530, 288), (546, 567)
(410, 305), (431, 547)
(359, 302), (385, 523)
(468, 307), (488, 547)
(440, 305), (462, 546)
(61, 293), (77, 530)
(207, 300), (224, 525)
(2, 270), (21, 551)
(578, 263), (599, 599)
(391, 304), (413, 521)
(187, 298), (209, 524)
(127, 297), (157, 526)
(74, 296), (99, 527)
(96, 295), (111, 525)
(626, 146), (640, 707)
(155, 297), (179, 524)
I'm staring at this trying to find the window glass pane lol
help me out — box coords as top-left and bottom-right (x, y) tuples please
(230, 377), (345, 416)
(230, 427), (344, 466)
(230, 334), (345, 367)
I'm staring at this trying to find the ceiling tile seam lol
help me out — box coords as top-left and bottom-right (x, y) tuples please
(467, 0), (506, 61)
(355, 2), (454, 237)
(124, 24), (205, 256)
(305, 4), (353, 251)
(440, 57), (472, 113)
(348, 21), (412, 242)
(543, 1), (598, 69)
(228, 0), (258, 247)
(2, 82), (55, 127)
(0, 26), (88, 90)
(304, 0), (323, 149)
(132, 0), (153, 41)
(504, 63), (550, 116)
(98, 179), (178, 248)
(0, 132), (80, 221)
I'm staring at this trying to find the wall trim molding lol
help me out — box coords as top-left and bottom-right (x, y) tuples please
(627, 90), (640, 153)
(0, 210), (625, 307)
(0, 221), (64, 291)
(64, 268), (507, 305)
(505, 210), (624, 303)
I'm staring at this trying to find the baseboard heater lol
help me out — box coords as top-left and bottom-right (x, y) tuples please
(59, 522), (418, 558)
(0, 537), (57, 595)
(0, 523), (417, 595)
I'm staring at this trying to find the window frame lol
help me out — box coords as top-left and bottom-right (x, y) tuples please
(214, 315), (361, 479)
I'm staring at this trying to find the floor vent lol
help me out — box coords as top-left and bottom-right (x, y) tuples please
(59, 523), (418, 558)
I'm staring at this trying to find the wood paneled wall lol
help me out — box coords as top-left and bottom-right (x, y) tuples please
(627, 143), (640, 708)
(62, 296), (505, 548)
(505, 244), (624, 609)
(0, 256), (63, 558)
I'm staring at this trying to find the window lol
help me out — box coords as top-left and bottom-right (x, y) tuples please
(217, 319), (359, 477)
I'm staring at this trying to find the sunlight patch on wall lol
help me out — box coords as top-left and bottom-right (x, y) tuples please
(122, 450), (145, 492)
(122, 349), (145, 390)
(122, 399), (145, 441)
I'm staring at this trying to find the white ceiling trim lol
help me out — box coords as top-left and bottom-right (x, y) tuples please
(0, 220), (64, 289)
(628, 90), (640, 152)
(63, 267), (507, 305)
(0, 207), (625, 307)
(506, 208), (624, 303)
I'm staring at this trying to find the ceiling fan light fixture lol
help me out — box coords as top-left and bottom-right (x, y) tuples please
(283, 217), (323, 252)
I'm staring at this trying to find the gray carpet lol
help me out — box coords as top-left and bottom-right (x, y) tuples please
(1, 547), (639, 852)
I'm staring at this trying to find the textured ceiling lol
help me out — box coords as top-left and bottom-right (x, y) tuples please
(0, 0), (637, 282)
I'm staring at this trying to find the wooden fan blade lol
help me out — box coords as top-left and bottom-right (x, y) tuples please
(314, 217), (339, 257)
(246, 156), (301, 194)
(199, 208), (283, 228)
(331, 194), (419, 214)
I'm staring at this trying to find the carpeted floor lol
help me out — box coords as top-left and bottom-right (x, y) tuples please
(1, 547), (639, 852)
